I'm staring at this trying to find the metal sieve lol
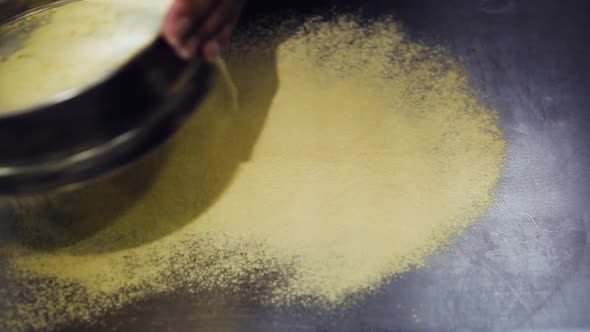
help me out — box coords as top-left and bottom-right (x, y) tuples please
(0, 0), (214, 194)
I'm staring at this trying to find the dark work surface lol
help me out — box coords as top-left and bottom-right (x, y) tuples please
(10, 0), (590, 331)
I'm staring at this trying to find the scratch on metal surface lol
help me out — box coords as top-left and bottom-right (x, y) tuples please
(518, 212), (542, 232)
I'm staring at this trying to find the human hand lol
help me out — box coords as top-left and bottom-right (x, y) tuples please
(162, 0), (245, 62)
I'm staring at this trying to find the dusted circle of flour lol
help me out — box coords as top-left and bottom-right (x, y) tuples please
(0, 16), (505, 331)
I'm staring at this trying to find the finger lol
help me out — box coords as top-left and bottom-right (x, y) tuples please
(196, 0), (243, 43)
(162, 0), (192, 47)
(174, 0), (222, 59)
(202, 40), (220, 63)
(201, 23), (234, 62)
(182, 0), (224, 42)
(178, 36), (200, 60)
(215, 22), (235, 48)
(163, 0), (216, 43)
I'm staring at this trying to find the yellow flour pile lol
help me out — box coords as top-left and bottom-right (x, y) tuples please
(0, 0), (172, 111)
(0, 16), (505, 331)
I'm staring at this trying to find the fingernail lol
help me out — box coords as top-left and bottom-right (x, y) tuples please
(206, 41), (220, 63)
(175, 17), (191, 39)
(179, 37), (199, 60)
